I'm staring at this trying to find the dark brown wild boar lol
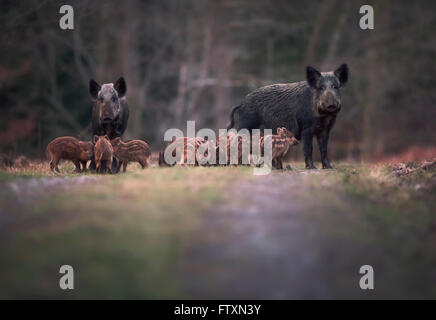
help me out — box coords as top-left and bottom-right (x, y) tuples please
(228, 64), (348, 169)
(260, 127), (299, 169)
(111, 138), (151, 172)
(46, 136), (93, 172)
(93, 135), (114, 174)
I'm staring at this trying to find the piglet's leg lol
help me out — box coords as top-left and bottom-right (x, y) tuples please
(73, 160), (81, 173)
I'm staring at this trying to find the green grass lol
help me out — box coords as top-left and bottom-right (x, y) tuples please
(0, 165), (252, 299)
(0, 161), (435, 298)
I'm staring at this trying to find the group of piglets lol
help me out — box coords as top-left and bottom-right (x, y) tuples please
(159, 127), (299, 169)
(46, 127), (298, 173)
(46, 135), (150, 174)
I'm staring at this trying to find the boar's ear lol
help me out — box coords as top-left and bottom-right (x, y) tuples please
(89, 80), (101, 99)
(114, 77), (127, 97)
(306, 66), (321, 88)
(334, 64), (348, 87)
(93, 135), (99, 144)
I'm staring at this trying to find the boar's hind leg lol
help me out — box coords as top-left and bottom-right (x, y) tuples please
(107, 159), (114, 174)
(122, 161), (128, 172)
(302, 128), (316, 169)
(53, 158), (61, 173)
(49, 159), (55, 172)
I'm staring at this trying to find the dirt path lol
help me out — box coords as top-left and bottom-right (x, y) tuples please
(181, 171), (342, 298)
(180, 170), (434, 299)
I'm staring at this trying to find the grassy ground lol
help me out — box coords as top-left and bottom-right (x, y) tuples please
(0, 160), (435, 299)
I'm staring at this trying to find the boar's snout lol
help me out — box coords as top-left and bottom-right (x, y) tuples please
(101, 104), (116, 123)
(322, 92), (341, 113)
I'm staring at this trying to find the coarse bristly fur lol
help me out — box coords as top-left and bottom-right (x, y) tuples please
(228, 64), (348, 169)
(93, 135), (114, 174)
(46, 136), (93, 173)
(111, 138), (151, 172)
(89, 77), (129, 173)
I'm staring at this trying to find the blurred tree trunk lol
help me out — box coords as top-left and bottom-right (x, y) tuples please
(214, 47), (235, 129)
(362, 1), (389, 160)
(304, 0), (335, 65)
(96, 0), (109, 81)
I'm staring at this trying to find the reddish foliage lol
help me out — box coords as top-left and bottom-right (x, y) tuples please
(378, 146), (436, 163)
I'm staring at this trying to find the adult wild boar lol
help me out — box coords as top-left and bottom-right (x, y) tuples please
(89, 77), (129, 139)
(227, 64), (348, 169)
(89, 77), (129, 171)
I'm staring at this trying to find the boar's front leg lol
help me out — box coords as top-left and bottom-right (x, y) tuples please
(302, 128), (316, 169)
(89, 157), (96, 171)
(317, 130), (332, 169)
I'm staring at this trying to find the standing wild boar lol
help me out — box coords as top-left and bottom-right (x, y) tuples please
(260, 127), (299, 169)
(89, 77), (129, 171)
(111, 138), (151, 172)
(46, 136), (93, 172)
(93, 135), (114, 174)
(228, 64), (348, 169)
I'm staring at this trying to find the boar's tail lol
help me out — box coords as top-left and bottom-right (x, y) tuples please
(45, 145), (51, 160)
(227, 105), (240, 130)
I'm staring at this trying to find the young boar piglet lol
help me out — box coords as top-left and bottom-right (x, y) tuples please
(159, 137), (205, 166)
(261, 127), (299, 169)
(46, 136), (93, 173)
(111, 138), (151, 172)
(93, 135), (114, 174)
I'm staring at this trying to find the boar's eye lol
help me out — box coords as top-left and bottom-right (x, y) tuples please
(332, 84), (339, 89)
(111, 96), (117, 103)
(99, 96), (104, 102)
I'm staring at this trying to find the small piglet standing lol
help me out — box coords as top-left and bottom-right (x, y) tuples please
(93, 135), (114, 174)
(261, 127), (299, 169)
(46, 136), (93, 172)
(111, 137), (151, 172)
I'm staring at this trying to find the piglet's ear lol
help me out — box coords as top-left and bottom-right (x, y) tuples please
(93, 135), (99, 144)
(306, 66), (321, 88)
(334, 64), (348, 87)
(114, 77), (127, 97)
(90, 80), (101, 99)
(104, 135), (109, 141)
